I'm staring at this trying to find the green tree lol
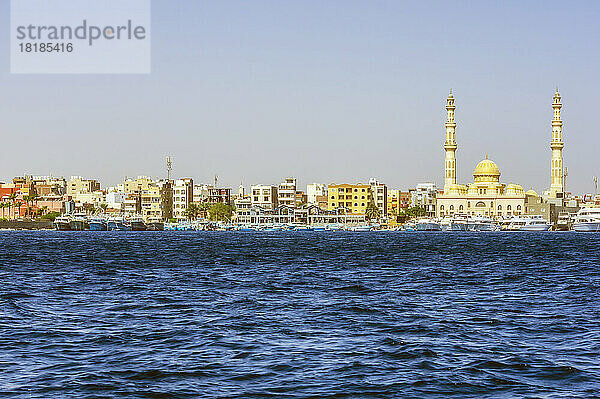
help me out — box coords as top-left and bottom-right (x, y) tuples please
(208, 203), (233, 222)
(40, 211), (60, 221)
(401, 206), (427, 219)
(365, 198), (381, 221)
(183, 203), (202, 220)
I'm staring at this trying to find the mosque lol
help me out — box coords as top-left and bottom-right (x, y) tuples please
(436, 90), (565, 218)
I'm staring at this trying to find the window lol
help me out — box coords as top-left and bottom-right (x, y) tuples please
(498, 205), (502, 210)
(354, 203), (358, 206)
(507, 205), (512, 210)
(440, 205), (444, 210)
(517, 205), (522, 210)
(459, 205), (463, 211)
(450, 205), (454, 210)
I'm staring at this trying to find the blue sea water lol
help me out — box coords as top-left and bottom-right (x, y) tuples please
(0, 231), (599, 398)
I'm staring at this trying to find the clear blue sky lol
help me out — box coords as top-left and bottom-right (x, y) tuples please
(1, 0), (599, 194)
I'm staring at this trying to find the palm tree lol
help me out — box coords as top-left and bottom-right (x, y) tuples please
(365, 196), (381, 222)
(14, 201), (23, 219)
(22, 195), (33, 218)
(0, 202), (8, 219)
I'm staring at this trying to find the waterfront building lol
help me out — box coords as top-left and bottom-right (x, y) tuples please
(436, 92), (527, 218)
(251, 184), (278, 209)
(123, 192), (141, 215)
(236, 204), (365, 225)
(410, 183), (438, 217)
(106, 189), (126, 211)
(327, 183), (372, 215)
(192, 184), (211, 203)
(30, 176), (66, 196)
(295, 191), (307, 206)
(207, 187), (232, 205)
(141, 180), (173, 221)
(315, 195), (328, 210)
(369, 178), (388, 217)
(307, 183), (327, 205)
(233, 197), (252, 222)
(278, 177), (297, 207)
(73, 191), (106, 211)
(123, 176), (154, 193)
(173, 178), (193, 220)
(387, 189), (403, 219)
(66, 176), (101, 196)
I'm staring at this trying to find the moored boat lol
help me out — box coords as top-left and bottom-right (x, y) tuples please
(146, 218), (164, 231)
(89, 217), (108, 231)
(107, 216), (129, 231)
(506, 215), (551, 231)
(54, 215), (72, 231)
(69, 212), (89, 231)
(130, 216), (147, 231)
(415, 218), (441, 231)
(573, 207), (600, 232)
(467, 215), (494, 231)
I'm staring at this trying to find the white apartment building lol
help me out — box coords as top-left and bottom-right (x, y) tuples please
(251, 184), (278, 209)
(173, 178), (194, 220)
(278, 177), (297, 207)
(410, 182), (438, 217)
(369, 178), (388, 217)
(306, 183), (327, 205)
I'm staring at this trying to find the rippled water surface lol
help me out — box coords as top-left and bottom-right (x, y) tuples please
(1, 231), (599, 398)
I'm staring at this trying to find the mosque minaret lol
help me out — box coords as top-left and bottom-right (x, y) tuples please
(437, 90), (568, 219)
(444, 90), (457, 191)
(549, 89), (564, 198)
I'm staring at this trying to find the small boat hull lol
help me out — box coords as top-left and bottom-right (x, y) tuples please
(573, 222), (600, 232)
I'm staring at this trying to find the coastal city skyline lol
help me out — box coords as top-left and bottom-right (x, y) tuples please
(1, 1), (599, 193)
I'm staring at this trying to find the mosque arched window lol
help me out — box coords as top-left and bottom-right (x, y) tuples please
(498, 205), (502, 210)
(517, 205), (522, 210)
(507, 205), (512, 210)
(440, 205), (444, 210)
(450, 205), (454, 210)
(475, 201), (486, 207)
(459, 205), (464, 211)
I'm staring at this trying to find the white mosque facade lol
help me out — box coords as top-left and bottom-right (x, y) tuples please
(436, 90), (564, 219)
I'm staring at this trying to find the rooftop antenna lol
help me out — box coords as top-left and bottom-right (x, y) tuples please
(166, 156), (172, 181)
(594, 176), (598, 197)
(214, 175), (218, 187)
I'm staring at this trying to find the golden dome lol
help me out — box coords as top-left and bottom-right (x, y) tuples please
(473, 156), (500, 183)
(474, 158), (500, 176)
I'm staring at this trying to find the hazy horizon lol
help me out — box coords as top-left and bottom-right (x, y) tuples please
(1, 1), (599, 194)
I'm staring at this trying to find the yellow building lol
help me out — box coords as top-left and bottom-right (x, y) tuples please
(140, 181), (172, 222)
(327, 183), (372, 214)
(123, 176), (154, 193)
(387, 189), (401, 219)
(67, 176), (100, 196)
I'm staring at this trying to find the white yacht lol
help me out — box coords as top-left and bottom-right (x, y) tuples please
(506, 215), (551, 231)
(415, 218), (441, 231)
(573, 207), (600, 232)
(467, 215), (494, 231)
